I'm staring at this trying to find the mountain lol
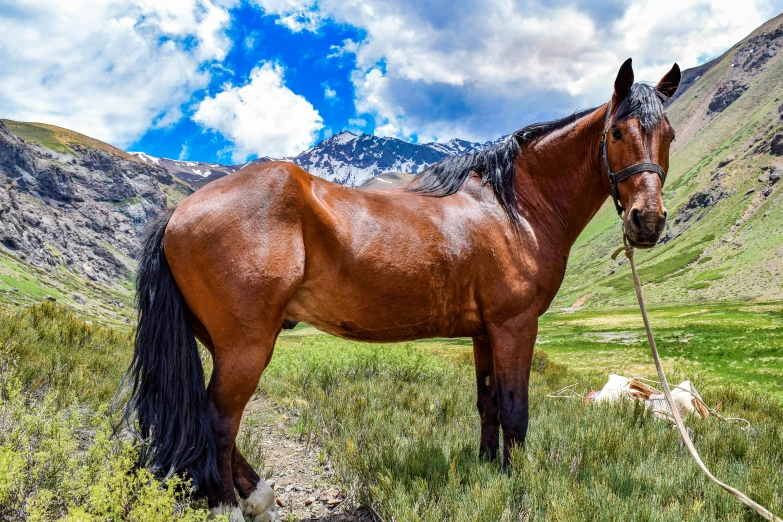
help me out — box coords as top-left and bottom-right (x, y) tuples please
(2, 14), (782, 316)
(358, 172), (415, 190)
(131, 131), (496, 189)
(128, 153), (250, 189)
(552, 13), (783, 308)
(0, 119), (190, 321)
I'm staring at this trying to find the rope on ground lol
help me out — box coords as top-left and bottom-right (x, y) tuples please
(617, 236), (782, 522)
(546, 383), (589, 399)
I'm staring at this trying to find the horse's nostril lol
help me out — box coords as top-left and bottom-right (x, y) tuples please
(630, 208), (642, 232)
(662, 210), (668, 221)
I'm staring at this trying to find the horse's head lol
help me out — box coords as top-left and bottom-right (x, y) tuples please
(604, 59), (680, 248)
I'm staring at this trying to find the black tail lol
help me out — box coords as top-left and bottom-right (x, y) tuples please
(117, 208), (218, 492)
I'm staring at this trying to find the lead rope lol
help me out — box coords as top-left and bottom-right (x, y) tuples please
(615, 236), (782, 521)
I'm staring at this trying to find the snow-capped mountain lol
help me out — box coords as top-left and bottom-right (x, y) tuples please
(130, 131), (501, 189)
(295, 131), (452, 186)
(127, 153), (273, 188)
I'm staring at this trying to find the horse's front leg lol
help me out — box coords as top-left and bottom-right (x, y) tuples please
(488, 313), (538, 466)
(473, 336), (499, 460)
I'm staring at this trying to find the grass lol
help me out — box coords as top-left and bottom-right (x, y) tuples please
(535, 302), (783, 397)
(0, 302), (781, 520)
(0, 245), (135, 327)
(263, 332), (783, 521)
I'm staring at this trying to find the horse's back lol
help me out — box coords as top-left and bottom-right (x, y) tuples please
(165, 160), (523, 342)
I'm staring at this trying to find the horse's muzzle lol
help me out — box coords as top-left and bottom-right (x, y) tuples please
(624, 206), (667, 248)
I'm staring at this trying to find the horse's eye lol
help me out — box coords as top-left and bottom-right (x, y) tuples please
(611, 129), (622, 140)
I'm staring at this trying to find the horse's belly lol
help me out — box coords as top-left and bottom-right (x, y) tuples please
(285, 286), (485, 342)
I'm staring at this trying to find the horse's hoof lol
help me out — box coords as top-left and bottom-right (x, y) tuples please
(209, 504), (245, 522)
(240, 481), (280, 522)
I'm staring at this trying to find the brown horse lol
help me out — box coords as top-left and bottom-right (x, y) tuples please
(120, 58), (680, 520)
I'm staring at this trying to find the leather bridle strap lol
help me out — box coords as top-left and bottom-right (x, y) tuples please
(600, 101), (667, 215)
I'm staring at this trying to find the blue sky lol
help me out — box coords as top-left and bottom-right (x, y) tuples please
(132, 3), (367, 163)
(1, 0), (782, 165)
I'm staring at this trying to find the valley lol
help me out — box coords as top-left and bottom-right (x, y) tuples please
(0, 12), (781, 522)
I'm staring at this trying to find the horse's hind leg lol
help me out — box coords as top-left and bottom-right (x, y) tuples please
(232, 336), (279, 521)
(206, 329), (280, 521)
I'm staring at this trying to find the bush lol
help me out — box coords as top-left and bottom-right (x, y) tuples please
(0, 304), (212, 521)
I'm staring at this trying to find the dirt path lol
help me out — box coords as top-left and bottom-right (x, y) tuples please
(242, 394), (376, 522)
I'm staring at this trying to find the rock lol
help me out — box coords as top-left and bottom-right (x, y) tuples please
(276, 497), (286, 508)
(327, 498), (343, 506)
(717, 156), (735, 168)
(771, 134), (783, 156)
(684, 187), (729, 210)
(769, 167), (781, 185)
(45, 295), (56, 302)
(708, 81), (748, 113)
(305, 497), (315, 506)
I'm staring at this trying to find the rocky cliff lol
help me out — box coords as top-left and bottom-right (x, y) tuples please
(0, 120), (189, 286)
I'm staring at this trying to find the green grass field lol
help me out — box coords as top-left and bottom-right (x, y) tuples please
(0, 302), (781, 520)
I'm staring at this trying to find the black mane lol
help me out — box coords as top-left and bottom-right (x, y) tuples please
(411, 83), (667, 229)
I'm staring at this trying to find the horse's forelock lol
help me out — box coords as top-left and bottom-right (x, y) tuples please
(613, 83), (668, 131)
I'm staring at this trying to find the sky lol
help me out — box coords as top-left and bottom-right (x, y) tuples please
(0, 0), (781, 165)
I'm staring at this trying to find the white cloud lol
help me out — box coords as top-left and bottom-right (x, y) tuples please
(192, 63), (323, 161)
(323, 83), (337, 100)
(249, 0), (320, 32)
(0, 0), (236, 148)
(250, 0), (774, 142)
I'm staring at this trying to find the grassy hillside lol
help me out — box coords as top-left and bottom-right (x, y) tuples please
(1, 119), (142, 162)
(554, 14), (783, 309)
(0, 247), (134, 326)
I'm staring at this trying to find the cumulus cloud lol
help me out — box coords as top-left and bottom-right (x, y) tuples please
(193, 63), (323, 161)
(249, 0), (320, 32)
(0, 0), (236, 148)
(251, 0), (776, 142)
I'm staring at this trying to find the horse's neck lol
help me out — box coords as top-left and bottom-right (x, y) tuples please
(515, 107), (609, 252)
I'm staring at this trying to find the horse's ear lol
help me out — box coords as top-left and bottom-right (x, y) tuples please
(614, 58), (634, 102)
(656, 63), (681, 98)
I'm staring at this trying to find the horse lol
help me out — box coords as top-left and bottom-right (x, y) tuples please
(120, 58), (680, 521)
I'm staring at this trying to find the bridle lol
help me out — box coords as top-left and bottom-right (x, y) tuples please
(600, 101), (667, 215)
